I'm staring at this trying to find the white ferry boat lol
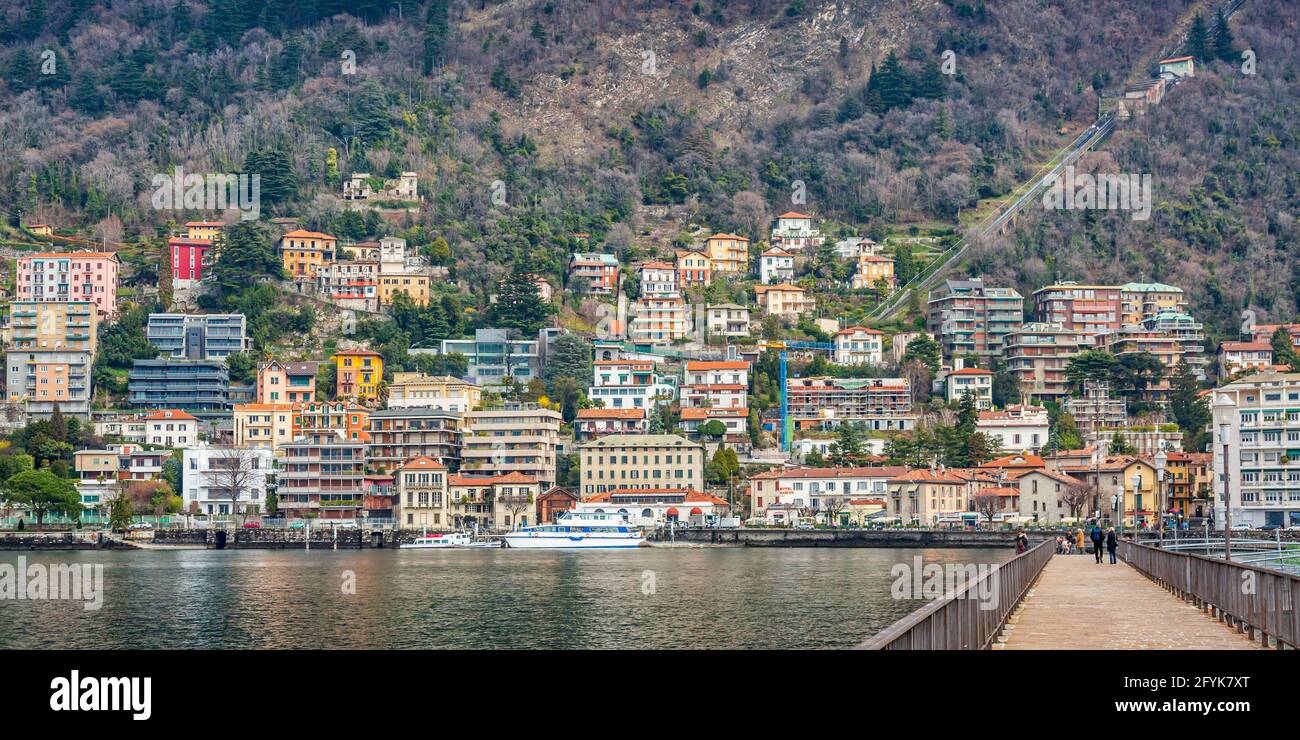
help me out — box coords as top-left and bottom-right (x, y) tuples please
(502, 511), (646, 549)
(400, 532), (475, 549)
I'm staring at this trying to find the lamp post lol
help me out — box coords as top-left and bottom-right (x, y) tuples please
(1132, 472), (1143, 539)
(1153, 448), (1168, 544)
(1220, 420), (1233, 562)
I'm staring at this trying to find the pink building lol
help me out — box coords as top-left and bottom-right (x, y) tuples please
(17, 251), (120, 317)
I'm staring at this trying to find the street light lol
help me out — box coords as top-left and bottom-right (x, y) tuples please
(1153, 448), (1168, 543)
(1219, 420), (1234, 562)
(1132, 472), (1143, 537)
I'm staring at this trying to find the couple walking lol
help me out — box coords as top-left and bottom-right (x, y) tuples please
(1090, 524), (1118, 564)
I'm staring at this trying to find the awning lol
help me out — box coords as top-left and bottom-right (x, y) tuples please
(666, 507), (679, 517)
(689, 507), (703, 516)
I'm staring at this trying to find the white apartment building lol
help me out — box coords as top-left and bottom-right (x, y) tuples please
(705, 304), (750, 338)
(577, 434), (704, 498)
(748, 466), (906, 521)
(759, 248), (795, 284)
(462, 405), (562, 489)
(833, 327), (884, 365)
(144, 409), (200, 448)
(637, 261), (679, 296)
(181, 447), (275, 516)
(769, 212), (824, 252)
(977, 405), (1051, 453)
(680, 360), (749, 409)
(946, 367), (994, 410)
(588, 360), (676, 410)
(1212, 372), (1300, 528)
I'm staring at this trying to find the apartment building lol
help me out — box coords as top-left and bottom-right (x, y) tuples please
(759, 248), (794, 284)
(887, 468), (970, 525)
(394, 455), (449, 530)
(278, 433), (366, 520)
(1120, 283), (1188, 326)
(5, 301), (98, 416)
(702, 233), (749, 273)
(588, 359), (675, 410)
(1064, 381), (1129, 433)
(181, 447), (275, 516)
(976, 405), (1050, 453)
(705, 304), (750, 339)
(295, 400), (371, 443)
(675, 250), (712, 287)
(637, 261), (679, 296)
(377, 272), (431, 306)
(7, 301), (98, 352)
(387, 373), (482, 412)
(461, 406), (562, 489)
(577, 434), (704, 498)
(128, 359), (229, 412)
(574, 408), (649, 442)
(333, 350), (384, 403)
(678, 407), (749, 442)
(368, 407), (463, 473)
(1218, 341), (1273, 378)
(438, 328), (541, 387)
(184, 221), (225, 241)
(851, 255), (895, 291)
(143, 409), (199, 447)
(1004, 322), (1091, 402)
(680, 360), (748, 410)
(1013, 468), (1085, 525)
(448, 472), (542, 531)
(1211, 372), (1300, 528)
(279, 229), (337, 278)
(786, 376), (915, 431)
(16, 251), (120, 317)
(769, 212), (823, 252)
(946, 367), (994, 409)
(232, 403), (297, 453)
(1032, 283), (1123, 335)
(833, 327), (884, 365)
(147, 313), (249, 359)
(169, 237), (214, 289)
(568, 253), (619, 294)
(256, 360), (318, 405)
(927, 278), (1024, 359)
(628, 294), (691, 344)
(316, 260), (379, 311)
(754, 283), (815, 319)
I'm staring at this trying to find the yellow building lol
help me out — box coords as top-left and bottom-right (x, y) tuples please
(7, 301), (98, 353)
(184, 221), (225, 241)
(702, 233), (750, 273)
(26, 223), (53, 237)
(279, 229), (338, 279)
(377, 273), (431, 306)
(334, 350), (384, 403)
(1119, 282), (1187, 326)
(388, 373), (482, 412)
(852, 254), (895, 290)
(232, 403), (298, 454)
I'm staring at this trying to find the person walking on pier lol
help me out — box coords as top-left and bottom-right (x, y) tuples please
(1105, 527), (1118, 564)
(1091, 525), (1104, 564)
(1016, 529), (1028, 553)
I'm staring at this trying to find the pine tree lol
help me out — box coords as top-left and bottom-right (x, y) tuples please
(1186, 13), (1210, 62)
(489, 265), (552, 335)
(423, 0), (451, 74)
(1271, 327), (1300, 369)
(1213, 9), (1235, 62)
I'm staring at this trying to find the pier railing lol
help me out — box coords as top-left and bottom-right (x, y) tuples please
(856, 539), (1054, 650)
(1120, 540), (1298, 649)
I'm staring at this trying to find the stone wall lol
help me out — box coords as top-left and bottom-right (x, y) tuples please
(662, 528), (1026, 548)
(0, 532), (134, 550)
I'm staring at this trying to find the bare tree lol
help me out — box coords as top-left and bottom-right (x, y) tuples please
(820, 495), (846, 527)
(1059, 481), (1092, 520)
(972, 491), (1003, 523)
(207, 448), (263, 521)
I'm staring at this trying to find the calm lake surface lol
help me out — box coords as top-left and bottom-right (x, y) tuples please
(0, 547), (1012, 649)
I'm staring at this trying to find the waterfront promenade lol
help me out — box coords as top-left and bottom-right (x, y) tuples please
(998, 553), (1262, 650)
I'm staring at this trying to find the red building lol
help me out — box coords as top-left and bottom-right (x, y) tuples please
(169, 237), (213, 287)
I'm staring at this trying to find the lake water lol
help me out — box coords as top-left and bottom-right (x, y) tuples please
(0, 547), (1012, 649)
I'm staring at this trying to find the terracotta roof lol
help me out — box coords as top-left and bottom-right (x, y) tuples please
(835, 326), (883, 336)
(682, 384), (748, 391)
(184, 221), (225, 227)
(975, 486), (1020, 497)
(980, 454), (1047, 469)
(400, 455), (447, 471)
(233, 403), (296, 412)
(762, 247), (793, 257)
(576, 408), (647, 420)
(333, 349), (382, 357)
(637, 260), (675, 270)
(706, 233), (749, 241)
(281, 229), (336, 240)
(1159, 55), (1193, 63)
(22, 251), (117, 261)
(589, 488), (728, 505)
(778, 211), (812, 219)
(889, 469), (967, 483)
(950, 367), (994, 376)
(144, 409), (198, 421)
(1219, 342), (1271, 352)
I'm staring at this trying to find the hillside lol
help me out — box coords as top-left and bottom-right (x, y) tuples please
(0, 0), (1295, 341)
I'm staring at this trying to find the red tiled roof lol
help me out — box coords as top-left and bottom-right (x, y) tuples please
(750, 465), (909, 481)
(399, 455), (447, 471)
(680, 407), (748, 420)
(980, 454), (1046, 469)
(576, 408), (647, 420)
(685, 361), (749, 371)
(950, 367), (993, 376)
(144, 409), (198, 421)
(449, 472), (538, 486)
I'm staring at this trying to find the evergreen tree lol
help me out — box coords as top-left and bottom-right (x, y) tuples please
(1213, 9), (1235, 63)
(69, 72), (104, 115)
(901, 334), (941, 373)
(1167, 363), (1211, 451)
(489, 265), (552, 335)
(1186, 13), (1210, 62)
(5, 48), (36, 94)
(243, 149), (297, 204)
(866, 51), (913, 113)
(207, 222), (284, 306)
(423, 0), (451, 74)
(1270, 327), (1299, 369)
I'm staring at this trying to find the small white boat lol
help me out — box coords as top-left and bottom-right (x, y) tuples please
(400, 532), (474, 549)
(502, 511), (646, 549)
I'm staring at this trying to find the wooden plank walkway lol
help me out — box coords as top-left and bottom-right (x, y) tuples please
(998, 552), (1263, 650)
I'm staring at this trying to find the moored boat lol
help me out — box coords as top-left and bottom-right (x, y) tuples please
(502, 511), (646, 549)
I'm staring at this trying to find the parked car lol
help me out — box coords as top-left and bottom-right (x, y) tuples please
(288, 520), (307, 529)
(1257, 523), (1282, 531)
(127, 522), (153, 531)
(1229, 522), (1253, 531)
(336, 521), (359, 529)
(241, 521), (262, 529)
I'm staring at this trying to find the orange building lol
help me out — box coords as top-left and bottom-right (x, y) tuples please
(279, 229), (337, 278)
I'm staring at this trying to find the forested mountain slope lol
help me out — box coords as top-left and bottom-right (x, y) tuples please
(1, 0), (1294, 339)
